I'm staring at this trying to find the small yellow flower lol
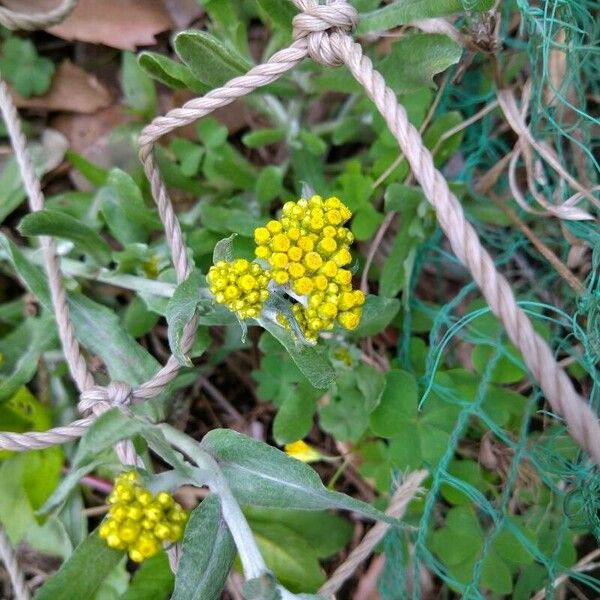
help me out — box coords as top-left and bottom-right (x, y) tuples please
(210, 194), (364, 340)
(284, 440), (322, 463)
(98, 472), (188, 562)
(207, 260), (271, 320)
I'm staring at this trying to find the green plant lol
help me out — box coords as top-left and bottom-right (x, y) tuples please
(0, 0), (598, 598)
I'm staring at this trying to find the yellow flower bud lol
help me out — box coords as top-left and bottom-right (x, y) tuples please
(288, 263), (305, 279)
(106, 532), (126, 550)
(273, 270), (289, 285)
(338, 310), (361, 330)
(294, 277), (314, 296)
(287, 246), (303, 262)
(297, 236), (314, 252)
(130, 533), (160, 562)
(304, 252), (323, 271)
(317, 237), (337, 255)
(314, 275), (329, 291)
(271, 233), (290, 252)
(335, 269), (352, 286)
(266, 220), (282, 234)
(136, 489), (153, 507)
(254, 227), (270, 244)
(270, 252), (288, 269)
(119, 519), (140, 543)
(153, 523), (172, 541)
(318, 302), (338, 320)
(255, 245), (270, 259)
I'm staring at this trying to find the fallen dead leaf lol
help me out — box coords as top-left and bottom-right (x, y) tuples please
(161, 0), (203, 29)
(52, 104), (137, 190)
(11, 60), (111, 114)
(46, 0), (173, 50)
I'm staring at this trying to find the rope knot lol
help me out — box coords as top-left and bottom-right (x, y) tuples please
(78, 381), (134, 416)
(292, 0), (357, 67)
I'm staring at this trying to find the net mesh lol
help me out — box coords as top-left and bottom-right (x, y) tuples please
(379, 0), (600, 597)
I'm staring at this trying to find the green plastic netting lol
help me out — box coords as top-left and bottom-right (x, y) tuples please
(379, 0), (600, 598)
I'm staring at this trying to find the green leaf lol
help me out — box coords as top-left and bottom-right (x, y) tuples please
(0, 37), (54, 97)
(369, 369), (417, 438)
(243, 128), (286, 149)
(34, 531), (124, 600)
(166, 271), (201, 367)
(255, 166), (284, 206)
(357, 0), (494, 34)
(174, 30), (250, 88)
(121, 51), (157, 118)
(98, 169), (161, 246)
(171, 138), (204, 177)
(378, 34), (462, 94)
(0, 315), (56, 403)
(65, 151), (109, 186)
(256, 0), (296, 31)
(244, 508), (352, 560)
(0, 234), (159, 386)
(423, 111), (464, 166)
(258, 318), (336, 389)
(68, 293), (160, 385)
(320, 374), (370, 442)
(273, 393), (316, 445)
(121, 552), (174, 600)
(19, 209), (112, 265)
(0, 131), (68, 224)
(350, 295), (401, 337)
(471, 345), (526, 384)
(172, 495), (236, 600)
(138, 51), (208, 94)
(200, 429), (391, 522)
(481, 551), (514, 595)
(430, 506), (483, 567)
(251, 521), (325, 592)
(72, 408), (141, 467)
(351, 204), (384, 241)
(39, 461), (102, 516)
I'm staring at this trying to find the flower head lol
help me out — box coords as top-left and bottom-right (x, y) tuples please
(284, 440), (322, 463)
(208, 195), (365, 342)
(99, 471), (187, 562)
(207, 259), (270, 320)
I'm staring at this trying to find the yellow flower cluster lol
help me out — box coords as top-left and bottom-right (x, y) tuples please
(99, 472), (187, 562)
(255, 196), (365, 341)
(207, 259), (270, 320)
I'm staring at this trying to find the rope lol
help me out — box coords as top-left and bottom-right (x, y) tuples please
(0, 0), (77, 31)
(287, 0), (600, 466)
(0, 0), (598, 593)
(0, 527), (30, 600)
(318, 470), (428, 598)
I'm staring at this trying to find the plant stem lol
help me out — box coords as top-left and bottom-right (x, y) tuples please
(159, 424), (267, 580)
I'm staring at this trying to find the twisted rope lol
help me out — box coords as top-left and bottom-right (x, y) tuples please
(0, 0), (599, 594)
(0, 0), (77, 31)
(0, 528), (30, 600)
(288, 0), (600, 465)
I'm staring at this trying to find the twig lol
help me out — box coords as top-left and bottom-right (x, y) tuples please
(531, 548), (600, 600)
(318, 470), (428, 597)
(490, 194), (584, 293)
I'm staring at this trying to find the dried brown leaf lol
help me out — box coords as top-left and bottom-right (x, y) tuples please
(161, 0), (203, 28)
(46, 0), (173, 50)
(12, 60), (111, 114)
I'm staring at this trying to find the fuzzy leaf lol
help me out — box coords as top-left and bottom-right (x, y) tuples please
(34, 531), (124, 600)
(19, 209), (112, 265)
(200, 429), (392, 523)
(172, 495), (236, 600)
